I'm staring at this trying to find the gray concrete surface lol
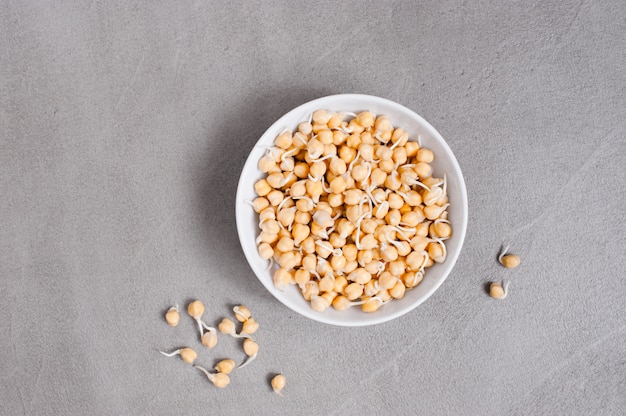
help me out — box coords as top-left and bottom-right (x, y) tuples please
(1, 1), (625, 415)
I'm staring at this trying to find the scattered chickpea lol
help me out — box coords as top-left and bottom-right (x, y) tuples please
(498, 244), (521, 269)
(160, 347), (197, 364)
(239, 338), (259, 369)
(489, 281), (510, 299)
(271, 374), (286, 397)
(233, 305), (251, 322)
(214, 359), (236, 375)
(165, 305), (180, 327)
(194, 365), (230, 388)
(241, 318), (259, 335)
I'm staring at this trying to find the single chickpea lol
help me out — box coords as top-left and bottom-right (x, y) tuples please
(374, 116), (392, 133)
(249, 197), (270, 213)
(333, 275), (348, 292)
(376, 145), (393, 160)
(392, 146), (408, 165)
(328, 192), (344, 207)
(339, 145), (357, 164)
(388, 260), (406, 277)
(489, 281), (510, 299)
(233, 305), (251, 322)
(294, 268), (311, 286)
(370, 168), (387, 187)
(430, 221), (452, 239)
(333, 130), (348, 145)
(275, 131), (293, 149)
(378, 159), (395, 173)
(298, 121), (313, 135)
(214, 359), (236, 375)
(384, 171), (402, 190)
(301, 253), (317, 272)
(307, 137), (324, 159)
(258, 242), (274, 259)
(160, 347), (197, 364)
(301, 281), (320, 300)
(414, 162), (432, 179)
(416, 148), (434, 163)
(427, 241), (446, 263)
(201, 329), (218, 349)
(387, 193), (404, 209)
(381, 245), (399, 262)
(424, 204), (447, 220)
(319, 275), (335, 293)
(390, 281), (406, 299)
(344, 282), (364, 300)
(238, 338), (259, 369)
(396, 241), (412, 257)
(361, 297), (384, 313)
(405, 141), (420, 157)
(291, 224), (310, 245)
(273, 268), (293, 290)
(312, 110), (332, 124)
(498, 245), (521, 269)
(330, 176), (347, 193)
(300, 236), (316, 254)
(317, 129), (333, 145)
(293, 162), (309, 178)
(310, 294), (331, 312)
(327, 112), (343, 128)
(406, 250), (428, 270)
(241, 318), (259, 335)
(356, 111), (375, 128)
(165, 305), (180, 327)
(271, 374), (287, 397)
(294, 210), (311, 225)
(385, 209), (402, 226)
(195, 365), (230, 388)
(403, 271), (424, 288)
(343, 260), (358, 274)
(330, 254), (347, 270)
(254, 179), (272, 196)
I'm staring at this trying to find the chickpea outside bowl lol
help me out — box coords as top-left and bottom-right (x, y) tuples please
(236, 94), (468, 326)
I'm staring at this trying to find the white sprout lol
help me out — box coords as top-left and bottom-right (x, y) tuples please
(498, 244), (511, 264)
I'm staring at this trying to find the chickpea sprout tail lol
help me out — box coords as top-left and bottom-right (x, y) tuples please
(248, 109), (453, 313)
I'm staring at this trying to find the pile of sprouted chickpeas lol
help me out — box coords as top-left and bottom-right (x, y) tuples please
(160, 300), (285, 395)
(248, 110), (453, 313)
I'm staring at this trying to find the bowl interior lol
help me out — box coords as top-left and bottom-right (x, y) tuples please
(236, 94), (468, 326)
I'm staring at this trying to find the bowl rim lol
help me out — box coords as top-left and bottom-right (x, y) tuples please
(235, 93), (468, 326)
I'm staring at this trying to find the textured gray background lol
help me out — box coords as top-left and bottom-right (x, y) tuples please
(1, 1), (625, 415)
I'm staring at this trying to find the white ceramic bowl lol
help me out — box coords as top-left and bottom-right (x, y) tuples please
(236, 94), (468, 326)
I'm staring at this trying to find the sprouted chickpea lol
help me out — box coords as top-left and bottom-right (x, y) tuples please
(248, 110), (453, 313)
(201, 329), (218, 349)
(214, 359), (236, 375)
(160, 347), (197, 364)
(498, 244), (521, 269)
(233, 305), (251, 322)
(489, 281), (510, 299)
(238, 338), (259, 369)
(194, 365), (230, 388)
(271, 374), (286, 397)
(165, 305), (180, 327)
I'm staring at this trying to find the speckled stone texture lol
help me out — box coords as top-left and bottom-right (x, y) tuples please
(1, 1), (625, 415)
